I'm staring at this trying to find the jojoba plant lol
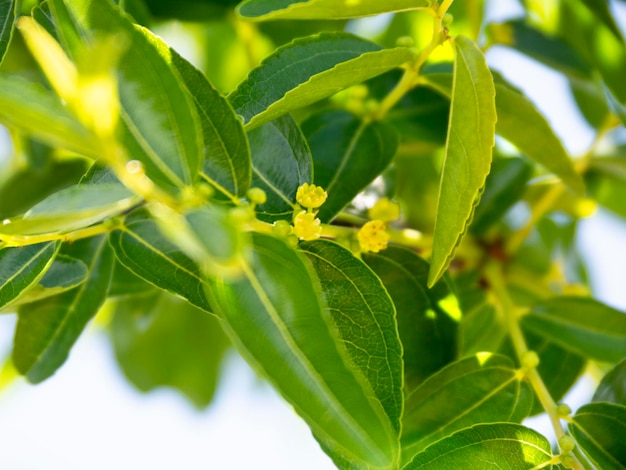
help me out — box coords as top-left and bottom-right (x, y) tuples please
(0, 0), (625, 468)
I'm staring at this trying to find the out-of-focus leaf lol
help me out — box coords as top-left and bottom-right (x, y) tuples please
(471, 157), (533, 235)
(578, 0), (625, 43)
(109, 208), (212, 313)
(110, 289), (229, 409)
(401, 354), (528, 461)
(0, 75), (96, 157)
(428, 36), (496, 287)
(248, 115), (312, 222)
(13, 235), (113, 383)
(54, 0), (204, 193)
(586, 157), (626, 218)
(299, 239), (403, 434)
(0, 184), (139, 237)
(0, 158), (89, 219)
(206, 233), (399, 469)
(571, 402), (626, 469)
(237, 0), (433, 21)
(143, 0), (237, 21)
(143, 28), (251, 199)
(363, 246), (459, 391)
(0, 0), (17, 65)
(593, 358), (626, 405)
(228, 32), (414, 130)
(522, 297), (626, 363)
(402, 423), (553, 469)
(302, 110), (398, 222)
(0, 242), (60, 311)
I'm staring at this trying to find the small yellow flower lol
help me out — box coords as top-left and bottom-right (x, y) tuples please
(368, 197), (400, 223)
(357, 220), (389, 253)
(292, 210), (322, 241)
(296, 183), (328, 210)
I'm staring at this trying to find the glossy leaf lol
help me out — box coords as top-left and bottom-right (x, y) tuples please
(0, 0), (17, 65)
(13, 235), (114, 383)
(302, 110), (398, 222)
(55, 0), (204, 192)
(248, 115), (312, 222)
(237, 0), (433, 21)
(401, 354), (527, 460)
(428, 36), (496, 287)
(0, 242), (60, 311)
(109, 208), (212, 313)
(228, 32), (414, 130)
(521, 297), (626, 363)
(0, 75), (96, 157)
(362, 246), (459, 391)
(110, 290), (230, 409)
(108, 260), (154, 298)
(402, 423), (553, 470)
(299, 239), (403, 433)
(143, 27), (251, 199)
(571, 402), (626, 469)
(593, 359), (626, 406)
(0, 184), (139, 237)
(206, 233), (398, 469)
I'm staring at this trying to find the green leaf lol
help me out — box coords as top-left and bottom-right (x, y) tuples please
(248, 114), (312, 222)
(578, 0), (625, 43)
(302, 110), (398, 222)
(109, 208), (212, 313)
(237, 0), (433, 21)
(6, 254), (89, 307)
(571, 402), (626, 470)
(460, 304), (507, 356)
(228, 32), (414, 130)
(586, 157), (626, 219)
(521, 297), (626, 363)
(402, 423), (553, 470)
(428, 36), (496, 287)
(206, 233), (399, 469)
(140, 26), (251, 199)
(362, 246), (459, 391)
(13, 235), (114, 383)
(0, 75), (96, 157)
(0, 183), (139, 237)
(110, 289), (230, 409)
(53, 0), (204, 192)
(108, 259), (154, 298)
(491, 73), (585, 194)
(593, 358), (626, 406)
(0, 242), (61, 311)
(401, 354), (528, 460)
(0, 0), (17, 65)
(299, 239), (403, 434)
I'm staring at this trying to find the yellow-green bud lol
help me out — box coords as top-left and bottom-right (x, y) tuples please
(273, 220), (292, 237)
(396, 36), (415, 47)
(559, 435), (576, 453)
(443, 13), (453, 25)
(522, 351), (540, 369)
(556, 403), (572, 417)
(247, 187), (267, 205)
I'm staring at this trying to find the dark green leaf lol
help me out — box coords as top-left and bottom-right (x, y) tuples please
(108, 259), (154, 297)
(402, 423), (553, 470)
(143, 28), (251, 199)
(0, 184), (139, 237)
(302, 110), (398, 222)
(0, 242), (60, 311)
(578, 0), (625, 43)
(13, 235), (114, 383)
(228, 32), (414, 130)
(401, 354), (528, 460)
(571, 402), (626, 470)
(54, 0), (204, 192)
(110, 289), (229, 409)
(593, 358), (626, 406)
(0, 0), (17, 65)
(299, 239), (403, 434)
(460, 304), (507, 357)
(471, 157), (533, 235)
(206, 233), (398, 469)
(362, 246), (459, 391)
(0, 75), (96, 157)
(248, 115), (312, 222)
(428, 36), (496, 287)
(521, 297), (626, 363)
(237, 0), (433, 20)
(109, 208), (212, 313)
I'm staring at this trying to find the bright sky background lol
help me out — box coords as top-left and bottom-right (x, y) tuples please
(1, 1), (626, 469)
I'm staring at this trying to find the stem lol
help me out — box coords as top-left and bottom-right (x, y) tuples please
(485, 261), (584, 470)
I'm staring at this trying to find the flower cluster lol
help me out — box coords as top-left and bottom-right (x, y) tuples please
(357, 198), (400, 253)
(296, 183), (328, 209)
(290, 183), (328, 241)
